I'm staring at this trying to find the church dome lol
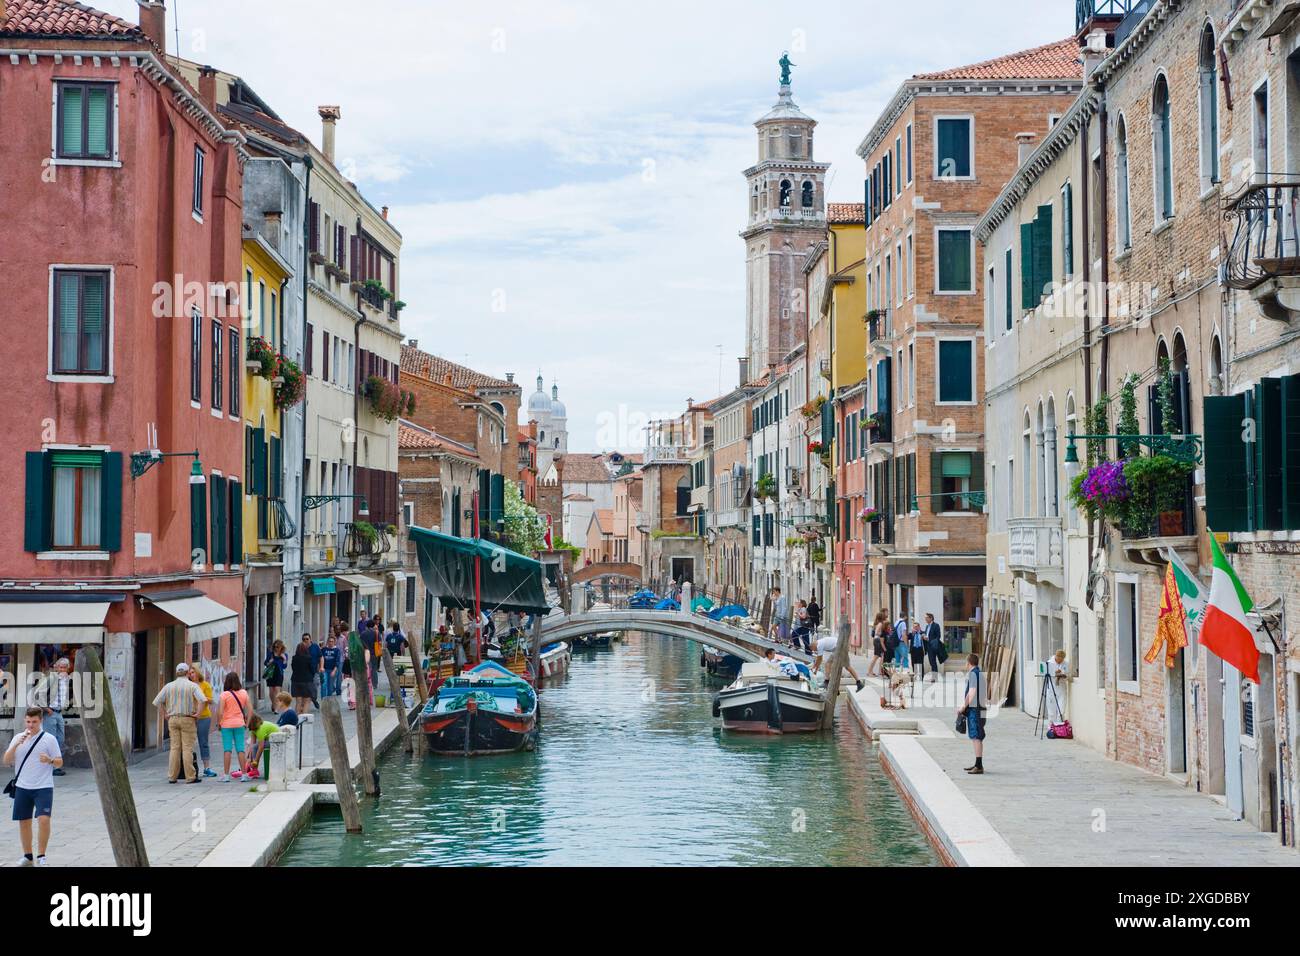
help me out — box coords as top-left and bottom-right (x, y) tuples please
(528, 374), (552, 416)
(550, 383), (567, 419)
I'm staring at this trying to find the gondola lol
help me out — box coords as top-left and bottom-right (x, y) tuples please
(572, 631), (615, 649)
(699, 644), (744, 682)
(420, 660), (539, 755)
(712, 661), (826, 734)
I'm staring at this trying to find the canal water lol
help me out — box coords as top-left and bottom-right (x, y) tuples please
(278, 632), (937, 866)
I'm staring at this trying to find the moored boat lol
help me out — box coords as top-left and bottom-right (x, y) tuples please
(712, 661), (825, 734)
(573, 630), (615, 649)
(699, 644), (743, 682)
(421, 660), (539, 755)
(538, 640), (571, 678)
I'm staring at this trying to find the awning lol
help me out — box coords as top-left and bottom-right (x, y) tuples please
(145, 594), (239, 645)
(310, 577), (336, 595)
(336, 573), (384, 595)
(411, 526), (550, 615)
(0, 602), (110, 644)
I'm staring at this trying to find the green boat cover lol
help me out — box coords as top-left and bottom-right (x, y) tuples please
(410, 526), (551, 615)
(691, 595), (714, 612)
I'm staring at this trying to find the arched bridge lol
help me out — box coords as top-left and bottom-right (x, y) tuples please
(569, 562), (643, 585)
(539, 608), (812, 665)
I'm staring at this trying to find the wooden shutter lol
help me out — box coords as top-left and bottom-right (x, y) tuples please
(209, 476), (222, 566)
(100, 451), (122, 552)
(190, 480), (208, 561)
(1032, 204), (1053, 303)
(1276, 373), (1300, 529)
(322, 331), (330, 382)
(305, 323), (314, 375)
(452, 488), (461, 537)
(270, 435), (283, 499)
(229, 479), (243, 565)
(1020, 223), (1034, 310)
(23, 451), (51, 552)
(971, 452), (985, 499)
(491, 473), (505, 529)
(351, 236), (361, 280)
(251, 426), (266, 496)
(309, 201), (320, 253)
(1254, 379), (1284, 530)
(1062, 182), (1074, 277)
(1204, 394), (1249, 532)
(930, 452), (943, 512)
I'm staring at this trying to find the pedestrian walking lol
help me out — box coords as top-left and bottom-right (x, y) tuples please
(39, 658), (72, 776)
(290, 634), (316, 715)
(868, 609), (889, 677)
(892, 613), (910, 669)
(263, 640), (287, 712)
(386, 620), (408, 659)
(807, 597), (822, 633)
(959, 653), (988, 774)
(189, 665), (218, 778)
(321, 635), (342, 697)
(216, 674), (253, 781)
(308, 634), (324, 707)
(152, 662), (207, 784)
(770, 588), (790, 645)
(4, 706), (62, 866)
(924, 612), (946, 680)
(791, 600), (812, 653)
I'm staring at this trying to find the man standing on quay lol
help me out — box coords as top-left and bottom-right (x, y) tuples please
(5, 706), (63, 866)
(153, 663), (208, 784)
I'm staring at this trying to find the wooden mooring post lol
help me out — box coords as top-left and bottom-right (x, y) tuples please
(74, 647), (149, 866)
(348, 631), (379, 795)
(319, 695), (362, 832)
(820, 618), (854, 729)
(380, 647), (415, 754)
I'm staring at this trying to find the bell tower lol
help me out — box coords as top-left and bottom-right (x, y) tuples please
(740, 55), (829, 375)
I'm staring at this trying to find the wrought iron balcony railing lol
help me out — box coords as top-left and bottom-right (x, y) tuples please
(1224, 179), (1300, 290)
(1076, 0), (1136, 34)
(867, 310), (891, 345)
(267, 498), (297, 540)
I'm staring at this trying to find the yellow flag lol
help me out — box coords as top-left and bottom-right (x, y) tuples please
(1145, 563), (1189, 668)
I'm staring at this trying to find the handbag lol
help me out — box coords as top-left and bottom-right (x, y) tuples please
(262, 656), (279, 682)
(1048, 720), (1073, 739)
(4, 731), (46, 798)
(955, 709), (967, 735)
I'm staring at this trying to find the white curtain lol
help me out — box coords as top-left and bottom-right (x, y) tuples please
(81, 467), (101, 548)
(52, 467), (76, 546)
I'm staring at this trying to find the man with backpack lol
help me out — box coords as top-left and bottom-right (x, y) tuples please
(884, 613), (903, 671)
(4, 707), (63, 865)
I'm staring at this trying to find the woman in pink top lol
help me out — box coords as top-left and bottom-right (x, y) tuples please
(217, 673), (253, 781)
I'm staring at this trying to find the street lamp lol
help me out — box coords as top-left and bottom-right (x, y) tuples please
(130, 449), (204, 483)
(1062, 432), (1203, 469)
(303, 494), (369, 516)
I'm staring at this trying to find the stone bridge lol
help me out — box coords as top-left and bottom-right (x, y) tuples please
(569, 562), (643, 585)
(538, 607), (811, 665)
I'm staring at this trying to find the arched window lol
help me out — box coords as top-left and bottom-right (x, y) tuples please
(801, 180), (814, 208)
(1153, 75), (1174, 221)
(1065, 394), (1078, 530)
(1116, 116), (1132, 250)
(1209, 334), (1224, 396)
(1036, 402), (1047, 517)
(751, 184), (759, 218)
(1045, 397), (1059, 518)
(779, 180), (792, 207)
(1198, 25), (1220, 187)
(1022, 412), (1034, 518)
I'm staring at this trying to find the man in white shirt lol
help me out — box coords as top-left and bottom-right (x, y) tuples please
(4, 706), (63, 866)
(812, 632), (865, 691)
(39, 658), (73, 776)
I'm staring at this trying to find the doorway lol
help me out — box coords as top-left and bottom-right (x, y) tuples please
(670, 557), (694, 584)
(131, 632), (148, 751)
(1168, 648), (1187, 774)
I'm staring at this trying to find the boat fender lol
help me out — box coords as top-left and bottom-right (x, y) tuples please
(711, 697), (721, 718)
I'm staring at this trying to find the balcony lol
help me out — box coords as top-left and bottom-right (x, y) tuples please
(645, 444), (690, 464)
(1076, 0), (1136, 36)
(1007, 516), (1064, 584)
(867, 310), (892, 352)
(1224, 180), (1300, 320)
(343, 521), (394, 561)
(257, 498), (297, 546)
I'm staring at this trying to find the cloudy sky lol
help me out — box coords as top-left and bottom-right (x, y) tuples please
(101, 0), (1070, 450)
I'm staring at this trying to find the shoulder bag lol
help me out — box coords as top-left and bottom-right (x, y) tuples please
(4, 731), (46, 798)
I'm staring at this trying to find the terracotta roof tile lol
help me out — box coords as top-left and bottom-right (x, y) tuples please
(915, 38), (1080, 82)
(400, 344), (515, 391)
(559, 454), (615, 484)
(827, 202), (865, 224)
(0, 0), (141, 37)
(594, 509), (614, 534)
(397, 422), (478, 458)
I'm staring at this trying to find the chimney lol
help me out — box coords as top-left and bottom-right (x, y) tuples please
(505, 372), (515, 383)
(318, 105), (341, 164)
(1016, 132), (1038, 165)
(738, 357), (750, 386)
(381, 206), (389, 221)
(1081, 29), (1109, 81)
(197, 65), (217, 111)
(262, 210), (283, 251)
(137, 1), (165, 50)
(407, 339), (418, 349)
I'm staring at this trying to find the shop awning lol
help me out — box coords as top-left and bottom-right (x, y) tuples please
(336, 574), (384, 595)
(0, 601), (111, 643)
(310, 577), (336, 595)
(144, 594), (239, 644)
(411, 526), (550, 615)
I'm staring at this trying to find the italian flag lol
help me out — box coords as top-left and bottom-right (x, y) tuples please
(1200, 533), (1260, 683)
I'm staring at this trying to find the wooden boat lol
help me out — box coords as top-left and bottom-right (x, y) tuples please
(538, 640), (571, 678)
(420, 660), (539, 755)
(712, 661), (825, 734)
(572, 630), (615, 649)
(699, 644), (743, 682)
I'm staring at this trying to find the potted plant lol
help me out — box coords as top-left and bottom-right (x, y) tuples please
(1068, 458), (1130, 526)
(363, 278), (392, 300)
(1122, 453), (1194, 537)
(858, 506), (882, 522)
(365, 375), (405, 421)
(755, 473), (776, 501)
(865, 308), (885, 323)
(245, 336), (277, 379)
(807, 440), (824, 454)
(393, 300), (407, 312)
(273, 357), (306, 409)
(309, 251), (326, 266)
(350, 279), (364, 293)
(352, 520), (378, 545)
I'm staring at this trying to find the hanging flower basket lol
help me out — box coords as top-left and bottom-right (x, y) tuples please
(858, 507), (882, 522)
(273, 357), (306, 409)
(365, 375), (406, 421)
(245, 336), (277, 379)
(808, 440), (824, 454)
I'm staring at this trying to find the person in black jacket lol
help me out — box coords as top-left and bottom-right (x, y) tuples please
(289, 634), (316, 715)
(807, 598), (822, 632)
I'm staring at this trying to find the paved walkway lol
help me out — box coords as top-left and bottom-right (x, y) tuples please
(1, 685), (402, 868)
(850, 673), (1300, 866)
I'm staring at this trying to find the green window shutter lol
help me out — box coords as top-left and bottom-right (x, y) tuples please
(1032, 204), (1053, 303)
(826, 481), (835, 529)
(1283, 374), (1300, 529)
(210, 477), (222, 566)
(938, 340), (972, 403)
(61, 86), (83, 155)
(971, 452), (985, 495)
(1005, 248), (1014, 330)
(86, 86), (109, 156)
(938, 231), (971, 292)
(752, 514), (760, 546)
(24, 451), (52, 552)
(1020, 223), (1034, 311)
(1063, 183), (1074, 279)
(1254, 379), (1284, 530)
(82, 273), (107, 373)
(491, 473), (505, 527)
(56, 272), (80, 372)
(251, 427), (266, 496)
(269, 435), (282, 498)
(930, 452), (943, 509)
(452, 488), (461, 537)
(936, 119), (970, 177)
(907, 453), (917, 509)
(100, 451), (122, 552)
(229, 479), (244, 565)
(191, 480), (208, 562)
(1203, 394), (1250, 532)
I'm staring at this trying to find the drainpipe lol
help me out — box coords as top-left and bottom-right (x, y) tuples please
(296, 153), (313, 632)
(1097, 95), (1119, 761)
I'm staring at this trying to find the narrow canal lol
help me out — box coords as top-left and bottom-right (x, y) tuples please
(278, 632), (937, 866)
